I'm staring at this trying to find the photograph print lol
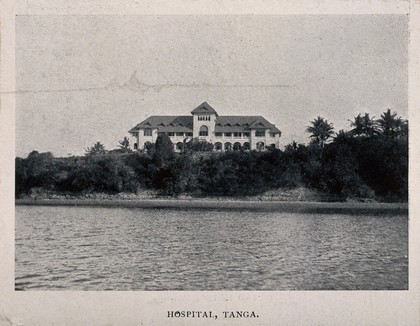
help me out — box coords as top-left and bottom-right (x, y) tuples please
(15, 14), (408, 291)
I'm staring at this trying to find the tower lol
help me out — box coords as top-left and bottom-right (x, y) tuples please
(191, 102), (218, 142)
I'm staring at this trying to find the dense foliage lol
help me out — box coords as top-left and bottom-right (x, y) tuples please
(16, 110), (408, 202)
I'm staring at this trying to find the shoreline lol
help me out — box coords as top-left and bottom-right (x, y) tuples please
(15, 198), (408, 215)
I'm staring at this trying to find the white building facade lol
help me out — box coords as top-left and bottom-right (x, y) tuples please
(129, 102), (281, 152)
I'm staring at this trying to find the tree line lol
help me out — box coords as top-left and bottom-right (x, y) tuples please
(15, 109), (408, 202)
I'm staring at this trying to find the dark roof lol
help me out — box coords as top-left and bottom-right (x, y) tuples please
(129, 114), (280, 134)
(191, 102), (218, 115)
(129, 116), (193, 133)
(215, 116), (280, 133)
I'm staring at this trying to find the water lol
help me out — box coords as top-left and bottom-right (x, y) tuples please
(15, 205), (408, 290)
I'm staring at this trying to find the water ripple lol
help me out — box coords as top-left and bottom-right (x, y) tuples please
(15, 205), (408, 290)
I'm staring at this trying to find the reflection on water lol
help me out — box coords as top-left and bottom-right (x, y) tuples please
(15, 205), (408, 290)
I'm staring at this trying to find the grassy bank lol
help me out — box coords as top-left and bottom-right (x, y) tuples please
(16, 186), (409, 215)
(17, 187), (337, 202)
(16, 197), (408, 215)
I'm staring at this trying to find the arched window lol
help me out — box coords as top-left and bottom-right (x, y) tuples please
(214, 142), (223, 151)
(224, 142), (232, 151)
(233, 142), (242, 151)
(243, 142), (250, 150)
(176, 142), (183, 150)
(256, 141), (265, 151)
(199, 125), (209, 136)
(144, 141), (152, 150)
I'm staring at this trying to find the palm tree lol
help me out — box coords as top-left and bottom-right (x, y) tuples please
(118, 136), (130, 149)
(285, 141), (298, 152)
(334, 129), (352, 144)
(362, 113), (379, 136)
(349, 114), (364, 137)
(306, 116), (334, 148)
(377, 109), (403, 137)
(349, 113), (379, 137)
(399, 120), (408, 138)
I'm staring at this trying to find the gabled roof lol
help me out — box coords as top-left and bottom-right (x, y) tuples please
(128, 106), (281, 134)
(191, 102), (218, 115)
(215, 116), (280, 133)
(248, 117), (273, 129)
(129, 116), (193, 133)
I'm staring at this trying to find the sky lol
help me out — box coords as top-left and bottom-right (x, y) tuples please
(16, 15), (408, 157)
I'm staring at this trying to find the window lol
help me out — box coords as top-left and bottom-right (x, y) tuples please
(215, 132), (223, 137)
(225, 132), (232, 137)
(144, 129), (152, 136)
(270, 132), (276, 137)
(199, 125), (209, 136)
(134, 143), (138, 150)
(256, 142), (265, 151)
(186, 132), (193, 136)
(243, 132), (250, 137)
(176, 132), (184, 137)
(255, 131), (265, 137)
(144, 141), (153, 150)
(198, 116), (210, 121)
(233, 132), (241, 138)
(168, 132), (174, 137)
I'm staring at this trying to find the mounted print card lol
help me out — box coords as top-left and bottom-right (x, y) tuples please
(1, 0), (419, 325)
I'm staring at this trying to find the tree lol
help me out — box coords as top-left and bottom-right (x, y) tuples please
(306, 116), (334, 148)
(153, 134), (175, 167)
(322, 141), (374, 200)
(349, 114), (364, 137)
(69, 156), (139, 193)
(185, 138), (214, 152)
(349, 113), (379, 137)
(85, 142), (107, 156)
(334, 130), (352, 144)
(15, 151), (57, 195)
(399, 120), (408, 138)
(118, 137), (130, 150)
(284, 141), (298, 152)
(144, 141), (154, 155)
(377, 109), (403, 138)
(361, 113), (379, 137)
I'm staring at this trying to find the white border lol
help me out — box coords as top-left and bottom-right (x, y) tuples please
(1, 1), (418, 325)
